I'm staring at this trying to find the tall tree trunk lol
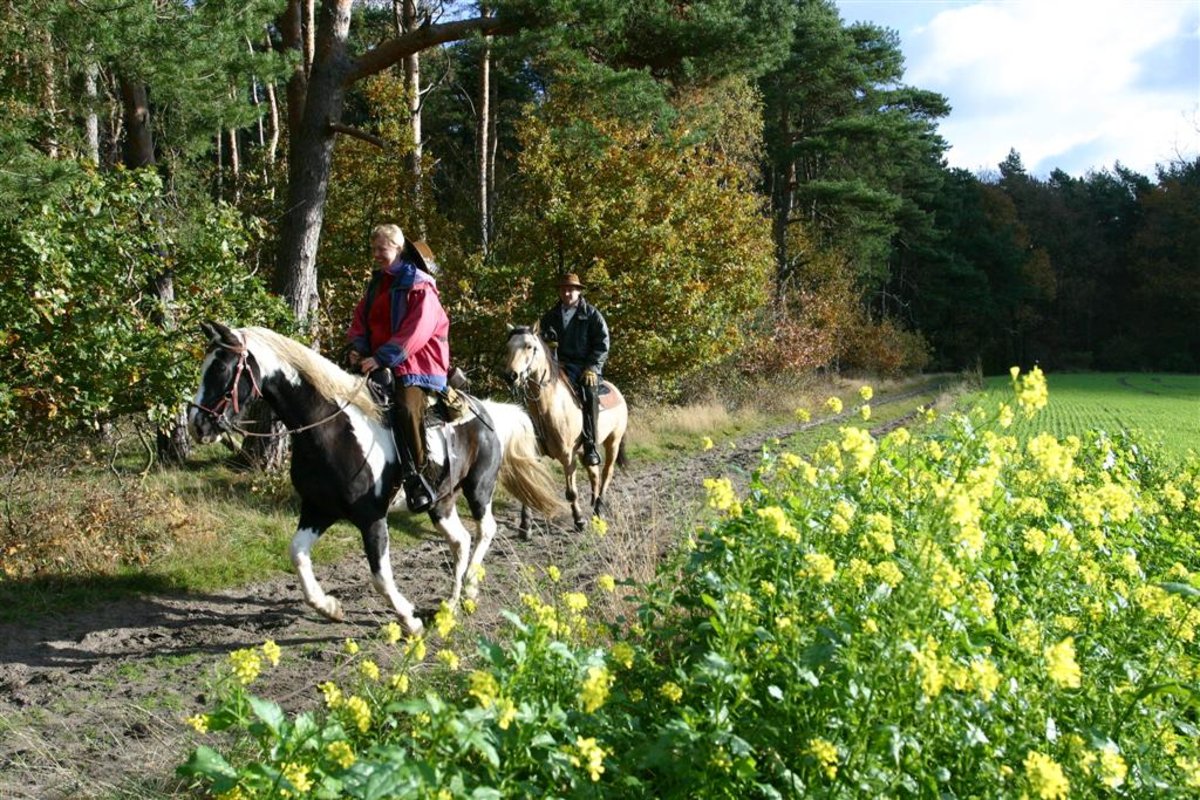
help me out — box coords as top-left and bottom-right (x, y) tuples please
(152, 270), (191, 465)
(38, 30), (58, 158)
(487, 61), (498, 243)
(84, 58), (100, 165)
(398, 0), (424, 234)
(477, 7), (492, 252)
(119, 77), (154, 168)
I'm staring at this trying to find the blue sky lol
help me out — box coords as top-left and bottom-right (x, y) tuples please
(832, 0), (1200, 178)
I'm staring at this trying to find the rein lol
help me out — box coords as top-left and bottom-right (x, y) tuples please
(191, 334), (370, 439)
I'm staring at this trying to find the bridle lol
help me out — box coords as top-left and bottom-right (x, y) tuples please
(507, 334), (555, 403)
(189, 334), (263, 432)
(190, 333), (369, 438)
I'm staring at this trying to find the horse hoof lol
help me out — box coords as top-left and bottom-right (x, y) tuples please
(574, 519), (586, 532)
(464, 582), (480, 601)
(405, 617), (425, 636)
(318, 597), (344, 622)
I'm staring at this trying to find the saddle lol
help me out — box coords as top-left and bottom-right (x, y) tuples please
(562, 375), (621, 411)
(364, 367), (476, 427)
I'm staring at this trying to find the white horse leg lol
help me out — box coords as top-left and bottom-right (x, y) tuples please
(361, 518), (424, 634)
(464, 504), (498, 600)
(289, 527), (344, 622)
(433, 507), (473, 607)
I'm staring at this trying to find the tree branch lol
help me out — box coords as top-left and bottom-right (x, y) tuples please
(346, 15), (517, 85)
(328, 122), (390, 149)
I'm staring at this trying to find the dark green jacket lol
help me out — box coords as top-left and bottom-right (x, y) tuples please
(539, 299), (610, 377)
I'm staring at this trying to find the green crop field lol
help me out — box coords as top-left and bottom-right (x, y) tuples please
(969, 372), (1200, 464)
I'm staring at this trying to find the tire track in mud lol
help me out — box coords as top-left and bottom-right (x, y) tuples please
(0, 380), (949, 799)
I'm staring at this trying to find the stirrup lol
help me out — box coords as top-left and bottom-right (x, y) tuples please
(582, 446), (601, 467)
(404, 473), (435, 513)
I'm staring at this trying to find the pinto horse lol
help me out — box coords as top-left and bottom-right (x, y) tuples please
(188, 322), (561, 633)
(502, 326), (628, 530)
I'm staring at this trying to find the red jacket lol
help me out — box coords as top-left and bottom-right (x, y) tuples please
(347, 261), (449, 391)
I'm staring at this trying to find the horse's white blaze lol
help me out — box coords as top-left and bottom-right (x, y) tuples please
(289, 527), (342, 620)
(368, 539), (422, 633)
(345, 406), (392, 498)
(425, 425), (448, 470)
(435, 507), (473, 605)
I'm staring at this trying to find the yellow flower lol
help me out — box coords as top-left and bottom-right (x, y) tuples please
(382, 621), (403, 644)
(319, 680), (343, 709)
(1014, 365), (1049, 417)
(598, 574), (616, 592)
(756, 505), (799, 542)
(570, 736), (608, 782)
(803, 552), (837, 584)
(185, 714), (210, 734)
(701, 436), (714, 451)
(1096, 744), (1127, 789)
(359, 659), (380, 681)
(859, 404), (871, 421)
(659, 681), (683, 702)
(971, 658), (1001, 701)
(343, 638), (360, 656)
(433, 602), (457, 638)
(496, 697), (518, 730)
(592, 515), (609, 537)
(1023, 527), (1047, 555)
(703, 477), (738, 512)
(875, 560), (903, 587)
(344, 695), (371, 732)
(437, 649), (460, 671)
(1023, 751), (1069, 799)
(389, 673), (410, 693)
(1175, 756), (1200, 788)
(216, 786), (247, 800)
(808, 737), (839, 779)
(229, 648), (262, 686)
(610, 641), (635, 669)
(579, 664), (613, 712)
(261, 639), (281, 667)
(281, 762), (312, 795)
(462, 597), (477, 615)
(859, 385), (874, 401)
(911, 637), (944, 699)
(405, 635), (427, 662)
(826, 396), (844, 414)
(547, 565), (561, 582)
(998, 403), (1015, 428)
(326, 740), (356, 770)
(468, 670), (499, 708)
(1044, 637), (1082, 689)
(794, 407), (811, 423)
(562, 591), (589, 613)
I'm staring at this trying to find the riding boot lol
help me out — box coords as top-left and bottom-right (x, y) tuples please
(391, 399), (435, 514)
(581, 382), (602, 467)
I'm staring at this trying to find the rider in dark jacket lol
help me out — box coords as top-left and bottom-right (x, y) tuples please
(539, 272), (609, 466)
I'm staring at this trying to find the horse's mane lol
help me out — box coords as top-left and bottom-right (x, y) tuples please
(242, 326), (382, 422)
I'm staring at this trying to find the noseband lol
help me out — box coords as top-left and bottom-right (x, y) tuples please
(508, 337), (554, 402)
(190, 334), (262, 428)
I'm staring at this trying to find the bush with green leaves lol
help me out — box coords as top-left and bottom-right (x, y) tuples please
(180, 370), (1200, 798)
(0, 164), (289, 443)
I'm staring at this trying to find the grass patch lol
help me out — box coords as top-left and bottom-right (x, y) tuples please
(962, 372), (1200, 464)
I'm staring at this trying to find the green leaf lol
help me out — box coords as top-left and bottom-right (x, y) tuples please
(1161, 581), (1200, 599)
(248, 695), (285, 737)
(176, 745), (238, 781)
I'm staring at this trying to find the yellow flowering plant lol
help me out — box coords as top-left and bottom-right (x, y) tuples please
(180, 370), (1200, 798)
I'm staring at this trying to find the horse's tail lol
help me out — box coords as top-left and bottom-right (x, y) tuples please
(616, 436), (628, 468)
(481, 400), (565, 518)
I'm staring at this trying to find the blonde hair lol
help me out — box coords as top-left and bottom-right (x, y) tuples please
(370, 224), (405, 249)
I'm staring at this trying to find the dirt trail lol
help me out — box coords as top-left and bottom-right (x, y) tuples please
(0, 393), (931, 799)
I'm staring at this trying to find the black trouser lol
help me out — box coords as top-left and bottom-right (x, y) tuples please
(578, 379), (599, 453)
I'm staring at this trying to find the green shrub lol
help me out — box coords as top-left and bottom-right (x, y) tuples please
(0, 164), (288, 444)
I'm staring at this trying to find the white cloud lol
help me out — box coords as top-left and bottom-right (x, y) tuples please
(901, 0), (1200, 175)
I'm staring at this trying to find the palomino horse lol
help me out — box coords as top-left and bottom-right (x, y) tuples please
(502, 326), (628, 530)
(188, 322), (561, 633)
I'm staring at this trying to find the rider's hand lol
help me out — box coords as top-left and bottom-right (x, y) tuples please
(582, 369), (598, 387)
(361, 356), (380, 373)
(348, 351), (363, 367)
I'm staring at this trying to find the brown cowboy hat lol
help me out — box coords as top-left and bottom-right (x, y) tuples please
(557, 272), (586, 290)
(403, 239), (436, 272)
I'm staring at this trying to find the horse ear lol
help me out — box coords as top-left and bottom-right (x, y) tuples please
(200, 321), (218, 342)
(207, 321), (240, 346)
